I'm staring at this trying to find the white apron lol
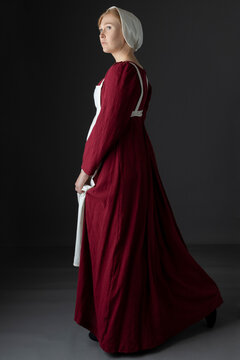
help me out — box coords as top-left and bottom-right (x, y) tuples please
(73, 62), (148, 267)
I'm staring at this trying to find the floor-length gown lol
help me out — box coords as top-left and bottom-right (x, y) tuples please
(74, 61), (224, 353)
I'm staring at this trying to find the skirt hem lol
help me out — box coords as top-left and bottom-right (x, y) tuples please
(74, 295), (223, 354)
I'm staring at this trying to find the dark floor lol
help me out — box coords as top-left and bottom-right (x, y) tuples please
(0, 245), (239, 359)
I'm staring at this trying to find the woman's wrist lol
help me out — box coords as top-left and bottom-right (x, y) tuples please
(80, 168), (91, 183)
(81, 168), (90, 176)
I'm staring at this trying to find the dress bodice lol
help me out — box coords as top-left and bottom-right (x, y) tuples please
(86, 62), (148, 142)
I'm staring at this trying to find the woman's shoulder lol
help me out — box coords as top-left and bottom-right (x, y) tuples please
(108, 60), (133, 70)
(104, 61), (140, 81)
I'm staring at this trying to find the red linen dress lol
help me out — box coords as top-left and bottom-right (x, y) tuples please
(74, 61), (223, 353)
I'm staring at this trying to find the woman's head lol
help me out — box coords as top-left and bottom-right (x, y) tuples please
(98, 6), (143, 56)
(98, 9), (127, 55)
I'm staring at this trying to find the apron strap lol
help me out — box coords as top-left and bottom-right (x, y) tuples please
(129, 61), (148, 117)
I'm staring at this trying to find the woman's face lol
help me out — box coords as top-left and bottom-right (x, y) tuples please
(99, 13), (126, 54)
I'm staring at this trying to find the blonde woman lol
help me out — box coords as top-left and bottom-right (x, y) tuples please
(74, 5), (223, 354)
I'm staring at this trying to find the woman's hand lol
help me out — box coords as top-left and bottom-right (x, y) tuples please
(75, 169), (91, 194)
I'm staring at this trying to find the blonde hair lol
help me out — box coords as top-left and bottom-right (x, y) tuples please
(97, 8), (121, 29)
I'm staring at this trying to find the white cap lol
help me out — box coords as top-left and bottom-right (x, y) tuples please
(107, 5), (143, 52)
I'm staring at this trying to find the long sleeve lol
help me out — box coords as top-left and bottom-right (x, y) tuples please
(81, 62), (141, 176)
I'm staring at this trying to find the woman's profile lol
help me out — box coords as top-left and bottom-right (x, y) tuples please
(73, 5), (223, 354)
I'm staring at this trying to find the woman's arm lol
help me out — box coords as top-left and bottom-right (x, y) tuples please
(80, 62), (140, 177)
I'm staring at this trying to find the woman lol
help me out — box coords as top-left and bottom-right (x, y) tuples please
(74, 5), (223, 354)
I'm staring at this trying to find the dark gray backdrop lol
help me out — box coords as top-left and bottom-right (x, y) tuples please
(2, 0), (239, 247)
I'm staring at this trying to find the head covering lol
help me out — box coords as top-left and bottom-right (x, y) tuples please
(107, 5), (143, 52)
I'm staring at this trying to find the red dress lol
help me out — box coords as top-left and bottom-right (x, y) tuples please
(74, 61), (223, 353)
